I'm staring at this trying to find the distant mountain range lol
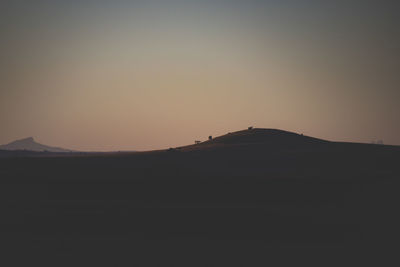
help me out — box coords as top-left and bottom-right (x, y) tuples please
(0, 137), (74, 152)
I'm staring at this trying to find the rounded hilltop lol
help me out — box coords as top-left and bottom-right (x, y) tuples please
(179, 128), (329, 152)
(206, 128), (327, 145)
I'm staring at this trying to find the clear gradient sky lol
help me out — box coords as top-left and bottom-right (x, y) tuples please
(1, 0), (399, 151)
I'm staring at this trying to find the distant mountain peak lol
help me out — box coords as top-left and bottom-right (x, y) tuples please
(14, 137), (35, 143)
(0, 137), (74, 153)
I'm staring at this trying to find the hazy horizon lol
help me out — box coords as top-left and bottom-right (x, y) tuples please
(1, 1), (399, 151)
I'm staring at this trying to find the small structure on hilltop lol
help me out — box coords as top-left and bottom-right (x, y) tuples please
(195, 140), (201, 144)
(248, 126), (253, 130)
(209, 136), (212, 140)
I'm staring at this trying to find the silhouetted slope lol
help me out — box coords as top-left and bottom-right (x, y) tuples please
(0, 137), (74, 152)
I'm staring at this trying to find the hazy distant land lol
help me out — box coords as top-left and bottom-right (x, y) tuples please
(0, 137), (74, 153)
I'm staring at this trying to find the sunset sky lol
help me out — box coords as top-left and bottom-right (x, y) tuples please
(1, 1), (399, 151)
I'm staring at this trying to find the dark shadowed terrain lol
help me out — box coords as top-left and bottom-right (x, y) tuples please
(1, 129), (399, 265)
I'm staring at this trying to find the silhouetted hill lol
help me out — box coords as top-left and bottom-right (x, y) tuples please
(209, 128), (326, 145)
(0, 137), (74, 153)
(180, 128), (328, 151)
(175, 128), (397, 155)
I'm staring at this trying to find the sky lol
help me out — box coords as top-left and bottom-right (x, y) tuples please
(1, 0), (399, 151)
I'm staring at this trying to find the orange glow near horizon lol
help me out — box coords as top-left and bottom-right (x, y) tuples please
(1, 1), (399, 151)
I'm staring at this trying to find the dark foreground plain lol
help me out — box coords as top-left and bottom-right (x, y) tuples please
(1, 129), (400, 265)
